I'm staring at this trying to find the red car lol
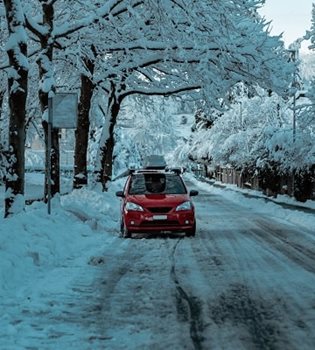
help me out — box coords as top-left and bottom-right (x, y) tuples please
(116, 166), (198, 238)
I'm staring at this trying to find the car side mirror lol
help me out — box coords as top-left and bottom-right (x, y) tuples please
(189, 190), (199, 196)
(116, 191), (125, 198)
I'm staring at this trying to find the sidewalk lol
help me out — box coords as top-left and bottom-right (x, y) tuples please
(197, 176), (315, 215)
(0, 173), (72, 210)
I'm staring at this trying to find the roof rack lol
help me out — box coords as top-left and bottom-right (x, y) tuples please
(113, 158), (186, 181)
(165, 167), (185, 174)
(133, 167), (185, 175)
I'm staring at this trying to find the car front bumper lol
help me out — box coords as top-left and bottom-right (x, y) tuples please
(124, 211), (195, 233)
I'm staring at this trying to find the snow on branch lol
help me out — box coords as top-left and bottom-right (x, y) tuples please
(52, 0), (143, 40)
(120, 84), (201, 99)
(4, 0), (29, 80)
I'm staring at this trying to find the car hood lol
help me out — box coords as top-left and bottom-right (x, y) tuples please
(127, 193), (190, 207)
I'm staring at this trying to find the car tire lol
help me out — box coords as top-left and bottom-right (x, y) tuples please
(121, 220), (131, 238)
(186, 222), (196, 237)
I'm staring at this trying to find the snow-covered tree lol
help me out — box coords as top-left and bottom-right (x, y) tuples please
(3, 0), (29, 217)
(1, 0), (296, 211)
(88, 0), (293, 189)
(21, 0), (292, 192)
(114, 95), (179, 170)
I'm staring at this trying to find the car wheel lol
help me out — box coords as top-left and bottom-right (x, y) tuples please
(186, 222), (196, 237)
(121, 220), (131, 238)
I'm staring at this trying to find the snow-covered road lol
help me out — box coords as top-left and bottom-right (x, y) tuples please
(1, 177), (315, 349)
(88, 186), (315, 349)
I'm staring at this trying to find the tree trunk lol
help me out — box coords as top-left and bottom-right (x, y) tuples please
(98, 83), (121, 191)
(73, 58), (95, 189)
(0, 89), (5, 162)
(39, 84), (60, 198)
(37, 1), (60, 199)
(4, 0), (28, 217)
(100, 101), (120, 190)
(0, 89), (5, 122)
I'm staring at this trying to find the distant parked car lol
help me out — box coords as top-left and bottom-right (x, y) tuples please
(116, 156), (198, 238)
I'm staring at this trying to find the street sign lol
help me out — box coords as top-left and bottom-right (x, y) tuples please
(52, 93), (78, 129)
(47, 93), (77, 215)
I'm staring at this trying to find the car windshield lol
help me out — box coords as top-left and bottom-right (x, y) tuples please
(128, 173), (187, 195)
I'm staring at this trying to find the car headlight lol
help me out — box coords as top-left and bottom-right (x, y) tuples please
(125, 202), (144, 212)
(176, 201), (192, 211)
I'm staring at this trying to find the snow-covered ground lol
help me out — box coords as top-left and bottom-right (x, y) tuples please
(0, 173), (315, 349)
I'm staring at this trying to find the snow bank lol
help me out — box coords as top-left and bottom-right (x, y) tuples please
(0, 183), (120, 298)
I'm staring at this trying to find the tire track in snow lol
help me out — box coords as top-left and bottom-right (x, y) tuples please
(252, 218), (315, 274)
(170, 239), (206, 350)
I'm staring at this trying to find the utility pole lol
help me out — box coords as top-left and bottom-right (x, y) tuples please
(287, 47), (300, 197)
(287, 49), (299, 138)
(291, 49), (298, 143)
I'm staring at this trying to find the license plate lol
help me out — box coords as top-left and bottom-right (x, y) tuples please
(153, 215), (167, 220)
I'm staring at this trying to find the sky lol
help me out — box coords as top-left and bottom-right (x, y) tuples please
(259, 0), (313, 53)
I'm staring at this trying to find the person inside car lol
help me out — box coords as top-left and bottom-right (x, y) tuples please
(146, 175), (166, 193)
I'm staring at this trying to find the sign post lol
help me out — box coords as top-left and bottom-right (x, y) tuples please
(47, 92), (78, 214)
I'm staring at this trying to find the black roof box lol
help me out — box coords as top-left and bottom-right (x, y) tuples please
(143, 155), (167, 169)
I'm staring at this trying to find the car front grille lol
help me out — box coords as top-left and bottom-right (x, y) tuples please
(140, 220), (179, 227)
(147, 207), (172, 213)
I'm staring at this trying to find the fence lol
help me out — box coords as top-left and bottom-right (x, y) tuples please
(193, 163), (315, 202)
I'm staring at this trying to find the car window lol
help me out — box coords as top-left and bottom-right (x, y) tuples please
(128, 173), (187, 194)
